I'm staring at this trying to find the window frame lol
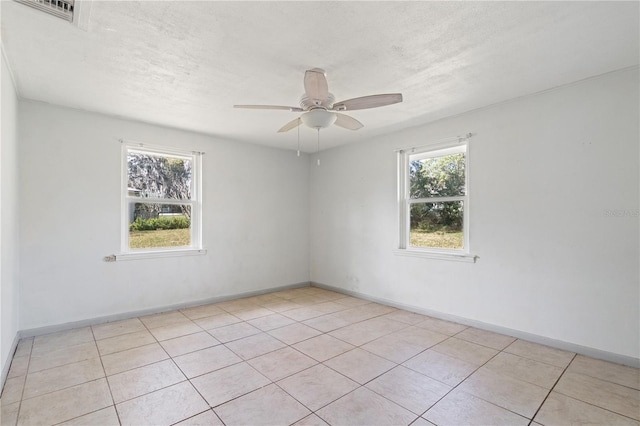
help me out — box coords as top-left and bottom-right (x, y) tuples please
(397, 138), (476, 262)
(120, 142), (203, 256)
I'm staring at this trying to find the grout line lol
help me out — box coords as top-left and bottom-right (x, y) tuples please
(528, 352), (578, 424)
(91, 326), (121, 425)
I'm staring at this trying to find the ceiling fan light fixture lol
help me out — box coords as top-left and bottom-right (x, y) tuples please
(301, 109), (336, 129)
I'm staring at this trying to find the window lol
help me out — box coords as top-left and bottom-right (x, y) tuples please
(398, 139), (473, 260)
(122, 143), (202, 254)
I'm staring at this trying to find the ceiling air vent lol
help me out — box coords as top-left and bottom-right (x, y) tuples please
(14, 0), (74, 22)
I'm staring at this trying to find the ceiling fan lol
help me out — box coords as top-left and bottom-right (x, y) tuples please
(234, 68), (403, 133)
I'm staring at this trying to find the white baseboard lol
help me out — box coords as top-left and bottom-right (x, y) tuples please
(19, 281), (311, 339)
(311, 281), (640, 369)
(1, 333), (21, 393)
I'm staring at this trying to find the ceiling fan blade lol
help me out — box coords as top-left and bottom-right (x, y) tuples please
(277, 117), (302, 133)
(332, 93), (403, 111)
(234, 105), (303, 112)
(334, 113), (364, 131)
(304, 69), (329, 103)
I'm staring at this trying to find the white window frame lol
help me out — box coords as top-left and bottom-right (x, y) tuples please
(396, 138), (476, 262)
(119, 142), (205, 260)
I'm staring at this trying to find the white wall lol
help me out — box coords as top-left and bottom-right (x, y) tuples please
(310, 67), (640, 360)
(18, 101), (310, 330)
(1, 52), (20, 375)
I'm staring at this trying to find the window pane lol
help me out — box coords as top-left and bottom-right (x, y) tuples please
(127, 151), (192, 200)
(409, 152), (465, 198)
(128, 203), (191, 249)
(410, 201), (464, 249)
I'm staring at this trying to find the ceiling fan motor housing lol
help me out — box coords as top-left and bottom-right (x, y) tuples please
(300, 93), (335, 110)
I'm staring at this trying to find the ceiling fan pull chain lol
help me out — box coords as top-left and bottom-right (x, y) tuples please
(297, 118), (301, 157)
(317, 128), (321, 166)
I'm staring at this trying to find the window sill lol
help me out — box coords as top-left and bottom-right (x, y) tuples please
(105, 249), (207, 262)
(393, 248), (478, 263)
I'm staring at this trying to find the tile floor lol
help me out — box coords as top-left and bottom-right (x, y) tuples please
(1, 286), (639, 426)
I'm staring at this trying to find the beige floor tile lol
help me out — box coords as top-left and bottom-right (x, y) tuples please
(504, 339), (575, 368)
(6, 356), (28, 379)
(555, 371), (640, 420)
(568, 355), (640, 390)
(247, 313), (295, 331)
(175, 409), (224, 425)
(383, 310), (429, 325)
(194, 312), (242, 330)
(412, 418), (436, 426)
(324, 348), (395, 385)
(116, 381), (208, 426)
(248, 347), (317, 381)
(278, 364), (359, 411)
(101, 343), (168, 376)
(160, 331), (220, 357)
(457, 368), (548, 418)
(1, 402), (19, 426)
(366, 366), (451, 414)
(292, 413), (330, 426)
(293, 334), (355, 362)
(14, 338), (33, 358)
(290, 295), (328, 306)
(1, 376), (25, 405)
(329, 317), (407, 346)
(29, 342), (99, 373)
(149, 321), (202, 341)
(534, 391), (640, 426)
(232, 307), (274, 321)
(312, 301), (348, 314)
(23, 357), (104, 399)
(317, 387), (417, 426)
(333, 296), (371, 307)
(396, 326), (449, 348)
(173, 345), (241, 378)
(431, 337), (498, 366)
(424, 388), (529, 426)
(268, 323), (322, 345)
(484, 352), (563, 389)
(96, 330), (156, 356)
(180, 304), (224, 320)
(207, 322), (261, 343)
(108, 359), (186, 403)
(414, 317), (467, 336)
(403, 349), (480, 386)
(250, 293), (286, 305)
(214, 384), (310, 426)
(18, 378), (112, 425)
(92, 318), (146, 340)
(362, 333), (427, 364)
(303, 314), (352, 333)
(362, 327), (447, 363)
(224, 332), (286, 360)
(32, 327), (94, 354)
(282, 307), (326, 321)
(360, 303), (397, 316)
(215, 298), (259, 313)
(261, 300), (304, 312)
(455, 327), (516, 350)
(58, 406), (120, 426)
(191, 362), (270, 407)
(140, 310), (191, 329)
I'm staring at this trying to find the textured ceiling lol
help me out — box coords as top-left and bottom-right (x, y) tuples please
(1, 1), (638, 152)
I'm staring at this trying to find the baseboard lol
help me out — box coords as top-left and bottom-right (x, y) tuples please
(1, 332), (21, 393)
(311, 281), (640, 369)
(20, 281), (311, 339)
